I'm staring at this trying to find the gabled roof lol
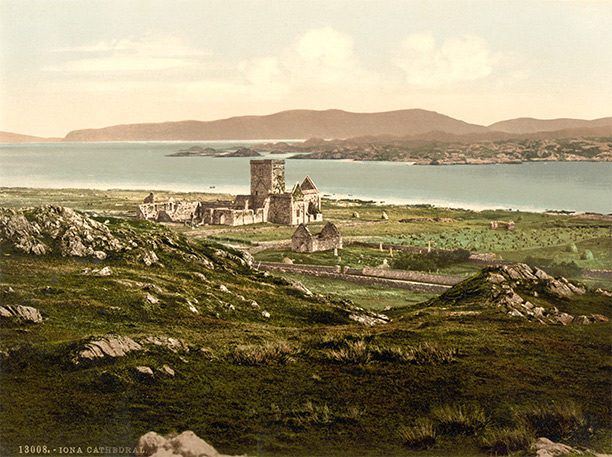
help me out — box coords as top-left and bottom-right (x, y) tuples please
(318, 222), (341, 239)
(301, 176), (319, 192)
(291, 223), (312, 239)
(291, 182), (304, 199)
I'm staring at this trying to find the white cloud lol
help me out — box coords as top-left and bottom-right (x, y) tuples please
(45, 35), (211, 73)
(393, 33), (499, 86)
(237, 27), (378, 100)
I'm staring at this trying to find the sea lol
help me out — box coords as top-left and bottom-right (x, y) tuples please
(1, 141), (611, 214)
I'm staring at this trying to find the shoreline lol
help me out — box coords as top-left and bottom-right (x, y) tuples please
(1, 185), (610, 218)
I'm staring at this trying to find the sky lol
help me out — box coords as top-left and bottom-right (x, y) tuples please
(1, 0), (611, 138)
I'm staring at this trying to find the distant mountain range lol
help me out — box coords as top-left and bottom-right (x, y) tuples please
(1, 109), (611, 143)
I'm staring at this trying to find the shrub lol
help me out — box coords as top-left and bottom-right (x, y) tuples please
(321, 339), (458, 365)
(432, 404), (488, 436)
(229, 343), (295, 366)
(271, 401), (365, 428)
(326, 340), (372, 364)
(516, 402), (590, 442)
(406, 343), (458, 365)
(400, 419), (437, 449)
(480, 426), (534, 455)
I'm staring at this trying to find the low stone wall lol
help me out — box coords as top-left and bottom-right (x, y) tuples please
(345, 266), (466, 286)
(582, 269), (612, 279)
(256, 262), (450, 293)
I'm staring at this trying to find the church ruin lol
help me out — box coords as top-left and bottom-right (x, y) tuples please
(137, 159), (322, 226)
(291, 222), (343, 253)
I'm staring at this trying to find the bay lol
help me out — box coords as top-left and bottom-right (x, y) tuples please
(1, 141), (610, 214)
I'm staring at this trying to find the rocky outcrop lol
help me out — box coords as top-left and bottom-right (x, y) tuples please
(0, 205), (125, 257)
(136, 430), (244, 457)
(73, 335), (142, 364)
(72, 334), (190, 365)
(0, 305), (43, 323)
(433, 264), (609, 325)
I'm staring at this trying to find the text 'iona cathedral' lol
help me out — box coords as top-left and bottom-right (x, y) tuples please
(137, 159), (322, 226)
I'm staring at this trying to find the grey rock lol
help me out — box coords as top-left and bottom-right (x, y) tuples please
(75, 335), (142, 363)
(159, 365), (175, 376)
(546, 279), (574, 298)
(349, 313), (389, 326)
(487, 273), (507, 284)
(137, 249), (159, 266)
(0, 305), (43, 323)
(554, 313), (574, 325)
(572, 315), (596, 326)
(136, 430), (244, 457)
(145, 293), (159, 304)
(0, 205), (125, 257)
(93, 250), (107, 260)
(96, 266), (113, 277)
(135, 366), (154, 376)
(534, 437), (582, 457)
(142, 336), (189, 353)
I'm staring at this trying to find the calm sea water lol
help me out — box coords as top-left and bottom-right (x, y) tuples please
(1, 141), (611, 213)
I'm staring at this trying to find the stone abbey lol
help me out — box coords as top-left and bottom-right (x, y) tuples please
(137, 159), (322, 226)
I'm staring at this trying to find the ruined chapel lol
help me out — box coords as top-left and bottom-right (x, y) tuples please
(137, 159), (322, 226)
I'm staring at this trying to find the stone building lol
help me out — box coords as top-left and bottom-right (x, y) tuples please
(291, 222), (343, 253)
(137, 159), (322, 226)
(490, 220), (515, 231)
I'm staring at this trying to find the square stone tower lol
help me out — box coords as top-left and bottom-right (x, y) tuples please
(250, 159), (286, 197)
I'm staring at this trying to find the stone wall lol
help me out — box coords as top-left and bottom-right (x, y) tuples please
(137, 201), (199, 223)
(346, 266), (466, 286)
(256, 262), (451, 293)
(268, 194), (294, 225)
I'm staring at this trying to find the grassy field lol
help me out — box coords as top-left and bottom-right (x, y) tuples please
(1, 188), (611, 457)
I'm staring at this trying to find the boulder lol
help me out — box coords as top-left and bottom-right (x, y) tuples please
(554, 313), (574, 326)
(142, 336), (190, 353)
(534, 437), (582, 457)
(159, 365), (175, 376)
(145, 293), (159, 305)
(135, 366), (154, 377)
(74, 335), (142, 363)
(0, 305), (43, 323)
(136, 430), (246, 457)
(96, 266), (113, 277)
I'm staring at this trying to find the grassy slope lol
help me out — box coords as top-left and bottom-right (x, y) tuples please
(0, 190), (611, 457)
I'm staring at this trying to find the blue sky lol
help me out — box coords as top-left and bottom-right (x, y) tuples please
(1, 0), (611, 137)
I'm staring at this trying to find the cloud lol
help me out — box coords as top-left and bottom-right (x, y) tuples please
(392, 33), (499, 86)
(237, 27), (378, 100)
(45, 35), (211, 73)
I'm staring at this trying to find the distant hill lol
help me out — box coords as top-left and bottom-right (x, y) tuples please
(4, 110), (611, 143)
(62, 109), (490, 142)
(488, 117), (612, 135)
(0, 131), (61, 143)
